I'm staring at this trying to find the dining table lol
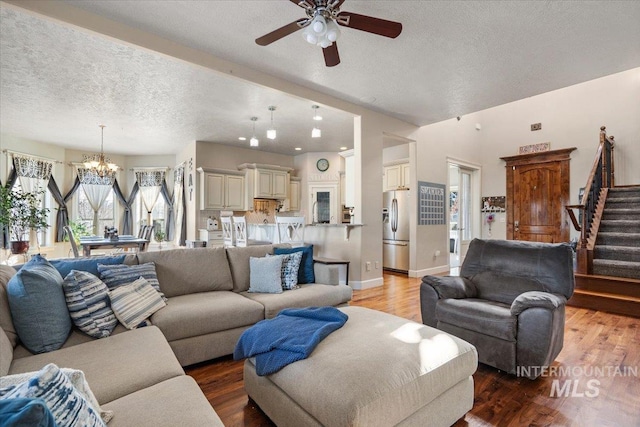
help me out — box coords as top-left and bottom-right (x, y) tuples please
(79, 236), (148, 257)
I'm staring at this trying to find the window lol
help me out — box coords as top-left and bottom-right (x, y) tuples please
(134, 194), (166, 238)
(11, 181), (53, 247)
(74, 189), (116, 235)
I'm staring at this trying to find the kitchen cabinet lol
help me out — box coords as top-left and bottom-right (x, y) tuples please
(238, 164), (294, 203)
(256, 169), (289, 199)
(197, 167), (245, 210)
(383, 162), (410, 191)
(198, 229), (225, 247)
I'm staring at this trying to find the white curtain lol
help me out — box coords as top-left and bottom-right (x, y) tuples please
(173, 163), (185, 246)
(78, 168), (114, 235)
(14, 155), (53, 203)
(135, 170), (165, 228)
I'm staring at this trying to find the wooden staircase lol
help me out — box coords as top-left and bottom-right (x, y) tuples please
(566, 127), (640, 318)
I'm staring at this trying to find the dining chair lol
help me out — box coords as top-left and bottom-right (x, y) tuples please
(63, 225), (80, 258)
(275, 216), (305, 247)
(140, 225), (154, 252)
(221, 217), (235, 247)
(232, 216), (271, 247)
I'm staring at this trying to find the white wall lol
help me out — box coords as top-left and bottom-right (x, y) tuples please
(413, 67), (640, 275)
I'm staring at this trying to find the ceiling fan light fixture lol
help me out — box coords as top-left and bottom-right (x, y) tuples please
(325, 20), (340, 42)
(312, 15), (327, 35)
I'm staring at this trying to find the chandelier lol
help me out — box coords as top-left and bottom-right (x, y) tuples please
(83, 125), (119, 178)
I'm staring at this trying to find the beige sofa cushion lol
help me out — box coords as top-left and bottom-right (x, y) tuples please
(226, 245), (277, 292)
(103, 376), (223, 426)
(151, 291), (264, 342)
(241, 284), (353, 319)
(0, 265), (18, 347)
(0, 327), (12, 376)
(8, 326), (184, 404)
(137, 247), (233, 297)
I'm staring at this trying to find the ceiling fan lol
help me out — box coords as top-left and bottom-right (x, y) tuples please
(255, 0), (402, 67)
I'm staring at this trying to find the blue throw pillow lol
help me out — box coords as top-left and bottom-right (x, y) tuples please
(49, 255), (127, 280)
(274, 245), (315, 284)
(0, 397), (56, 427)
(6, 255), (71, 354)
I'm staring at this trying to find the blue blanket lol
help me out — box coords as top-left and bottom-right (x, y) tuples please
(233, 306), (348, 376)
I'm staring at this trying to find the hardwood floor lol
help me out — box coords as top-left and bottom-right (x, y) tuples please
(186, 273), (640, 426)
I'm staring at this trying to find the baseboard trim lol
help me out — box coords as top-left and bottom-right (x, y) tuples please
(350, 277), (384, 290)
(409, 265), (450, 278)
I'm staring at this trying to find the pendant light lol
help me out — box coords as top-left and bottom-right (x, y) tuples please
(250, 117), (259, 147)
(83, 125), (119, 178)
(311, 105), (322, 138)
(266, 106), (277, 140)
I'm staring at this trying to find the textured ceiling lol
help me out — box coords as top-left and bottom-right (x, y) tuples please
(1, 1), (640, 156)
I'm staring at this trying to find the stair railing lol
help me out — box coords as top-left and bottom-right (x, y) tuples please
(566, 126), (615, 273)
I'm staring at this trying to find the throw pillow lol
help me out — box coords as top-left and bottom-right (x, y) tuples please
(0, 397), (56, 427)
(109, 277), (166, 329)
(62, 270), (118, 339)
(274, 245), (315, 284)
(6, 254), (71, 354)
(267, 251), (303, 290)
(50, 255), (127, 280)
(0, 363), (106, 427)
(97, 262), (165, 300)
(248, 256), (284, 294)
(0, 368), (113, 423)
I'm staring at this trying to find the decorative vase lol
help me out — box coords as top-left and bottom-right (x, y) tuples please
(10, 241), (29, 255)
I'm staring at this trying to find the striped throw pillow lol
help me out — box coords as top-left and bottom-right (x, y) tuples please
(0, 363), (106, 427)
(62, 270), (117, 339)
(108, 277), (166, 329)
(97, 262), (165, 300)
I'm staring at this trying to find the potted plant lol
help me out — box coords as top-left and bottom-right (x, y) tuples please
(154, 229), (166, 250)
(0, 187), (50, 254)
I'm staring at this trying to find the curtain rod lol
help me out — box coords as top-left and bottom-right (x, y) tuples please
(2, 149), (64, 164)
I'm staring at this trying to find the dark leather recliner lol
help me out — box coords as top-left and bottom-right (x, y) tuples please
(420, 239), (574, 379)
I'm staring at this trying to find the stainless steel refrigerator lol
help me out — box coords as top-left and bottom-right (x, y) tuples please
(383, 189), (410, 272)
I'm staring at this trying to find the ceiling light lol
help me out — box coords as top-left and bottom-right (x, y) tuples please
(295, 147), (302, 151)
(238, 137), (246, 141)
(312, 104), (322, 121)
(83, 125), (119, 179)
(340, 147), (348, 150)
(311, 105), (322, 138)
(266, 106), (277, 140)
(250, 117), (259, 147)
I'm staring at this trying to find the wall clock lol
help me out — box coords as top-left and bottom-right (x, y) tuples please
(316, 158), (330, 172)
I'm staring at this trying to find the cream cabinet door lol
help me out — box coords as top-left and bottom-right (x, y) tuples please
(289, 180), (300, 211)
(225, 175), (245, 210)
(401, 163), (410, 189)
(272, 171), (289, 199)
(383, 165), (401, 191)
(255, 170), (273, 198)
(201, 173), (225, 209)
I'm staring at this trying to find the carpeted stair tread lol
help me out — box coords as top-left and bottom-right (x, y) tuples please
(599, 220), (640, 233)
(594, 246), (640, 262)
(603, 208), (640, 220)
(593, 259), (640, 280)
(596, 232), (640, 246)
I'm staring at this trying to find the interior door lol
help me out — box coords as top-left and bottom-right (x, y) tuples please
(458, 168), (474, 260)
(502, 148), (574, 243)
(310, 184), (338, 224)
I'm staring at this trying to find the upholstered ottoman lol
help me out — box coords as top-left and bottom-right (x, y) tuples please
(243, 306), (478, 427)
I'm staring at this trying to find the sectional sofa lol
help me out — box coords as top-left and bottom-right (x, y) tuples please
(0, 244), (352, 426)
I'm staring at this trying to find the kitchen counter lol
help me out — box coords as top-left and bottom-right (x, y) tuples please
(306, 223), (364, 241)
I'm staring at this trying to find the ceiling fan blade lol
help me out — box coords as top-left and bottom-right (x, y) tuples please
(336, 11), (402, 38)
(322, 43), (340, 67)
(255, 18), (309, 46)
